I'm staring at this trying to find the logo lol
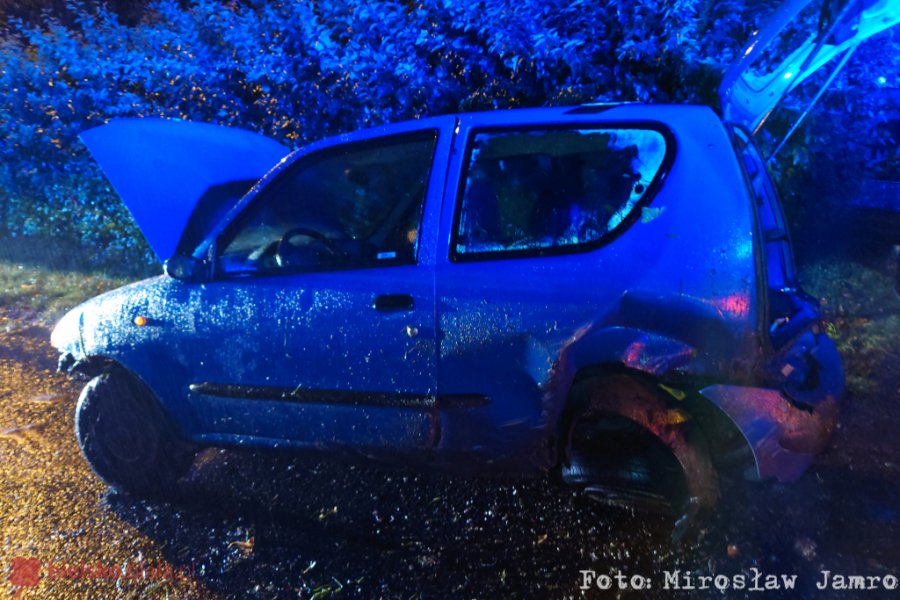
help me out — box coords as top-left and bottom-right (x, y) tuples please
(8, 556), (195, 596)
(9, 557), (42, 598)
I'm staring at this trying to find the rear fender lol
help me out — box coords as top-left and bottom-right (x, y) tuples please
(701, 323), (844, 482)
(544, 289), (764, 468)
(546, 290), (756, 429)
(545, 324), (698, 467)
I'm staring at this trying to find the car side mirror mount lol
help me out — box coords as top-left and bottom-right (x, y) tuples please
(163, 254), (211, 282)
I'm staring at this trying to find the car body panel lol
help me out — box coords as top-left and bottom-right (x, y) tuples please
(80, 118), (290, 261)
(177, 266), (440, 451)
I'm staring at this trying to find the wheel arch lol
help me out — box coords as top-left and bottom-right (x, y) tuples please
(556, 368), (719, 511)
(544, 323), (700, 454)
(66, 353), (196, 440)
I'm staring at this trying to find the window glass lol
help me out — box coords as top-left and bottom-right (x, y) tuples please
(453, 128), (667, 257)
(217, 133), (436, 275)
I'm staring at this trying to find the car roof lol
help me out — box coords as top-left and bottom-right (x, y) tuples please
(295, 103), (722, 153)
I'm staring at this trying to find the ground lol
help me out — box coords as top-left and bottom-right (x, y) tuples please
(0, 237), (898, 599)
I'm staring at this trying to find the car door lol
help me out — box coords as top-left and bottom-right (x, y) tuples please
(177, 119), (454, 452)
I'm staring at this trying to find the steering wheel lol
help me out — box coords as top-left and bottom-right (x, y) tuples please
(275, 227), (339, 267)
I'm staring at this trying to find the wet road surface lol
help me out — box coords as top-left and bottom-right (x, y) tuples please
(1, 318), (898, 599)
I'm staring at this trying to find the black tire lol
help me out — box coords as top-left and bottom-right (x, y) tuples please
(75, 369), (196, 495)
(561, 374), (718, 516)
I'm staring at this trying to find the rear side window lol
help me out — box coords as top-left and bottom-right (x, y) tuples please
(452, 127), (670, 259)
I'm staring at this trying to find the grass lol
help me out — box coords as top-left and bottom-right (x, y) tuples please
(0, 261), (135, 327)
(0, 235), (152, 327)
(799, 251), (900, 399)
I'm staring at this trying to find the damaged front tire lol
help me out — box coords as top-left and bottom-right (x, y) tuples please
(76, 369), (196, 495)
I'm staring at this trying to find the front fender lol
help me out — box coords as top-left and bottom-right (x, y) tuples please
(51, 276), (201, 436)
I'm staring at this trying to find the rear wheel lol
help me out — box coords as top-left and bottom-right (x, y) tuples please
(562, 374), (718, 516)
(75, 369), (196, 495)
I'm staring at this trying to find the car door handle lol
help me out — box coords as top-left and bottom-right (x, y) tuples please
(373, 294), (415, 312)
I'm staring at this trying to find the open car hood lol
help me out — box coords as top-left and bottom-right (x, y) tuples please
(720, 0), (900, 135)
(80, 118), (289, 261)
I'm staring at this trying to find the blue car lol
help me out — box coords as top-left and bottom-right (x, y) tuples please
(55, 0), (895, 513)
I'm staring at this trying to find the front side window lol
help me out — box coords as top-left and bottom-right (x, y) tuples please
(452, 127), (669, 259)
(217, 132), (437, 276)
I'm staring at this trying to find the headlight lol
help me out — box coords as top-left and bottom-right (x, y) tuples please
(50, 307), (83, 355)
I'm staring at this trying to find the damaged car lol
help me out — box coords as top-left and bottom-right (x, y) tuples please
(52, 0), (896, 518)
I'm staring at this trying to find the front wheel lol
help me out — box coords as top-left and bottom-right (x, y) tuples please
(75, 369), (196, 495)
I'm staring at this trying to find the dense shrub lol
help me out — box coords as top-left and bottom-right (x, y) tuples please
(0, 0), (895, 266)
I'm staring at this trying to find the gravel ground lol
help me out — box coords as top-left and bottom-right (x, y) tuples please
(1, 259), (898, 600)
